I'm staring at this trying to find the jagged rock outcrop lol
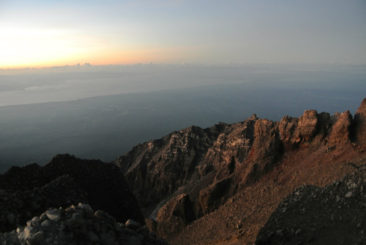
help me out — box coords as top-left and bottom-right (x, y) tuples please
(0, 203), (167, 245)
(0, 99), (365, 245)
(115, 125), (226, 212)
(328, 111), (352, 146)
(278, 116), (298, 148)
(243, 119), (282, 184)
(255, 168), (366, 245)
(115, 98), (366, 241)
(279, 110), (333, 147)
(203, 118), (256, 171)
(0, 154), (144, 232)
(295, 109), (319, 142)
(354, 98), (366, 147)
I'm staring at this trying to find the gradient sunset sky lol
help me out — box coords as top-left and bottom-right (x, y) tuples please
(0, 0), (365, 68)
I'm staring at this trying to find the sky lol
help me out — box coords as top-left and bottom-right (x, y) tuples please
(0, 0), (365, 68)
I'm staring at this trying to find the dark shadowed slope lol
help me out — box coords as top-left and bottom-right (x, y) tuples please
(256, 169), (366, 245)
(0, 154), (144, 233)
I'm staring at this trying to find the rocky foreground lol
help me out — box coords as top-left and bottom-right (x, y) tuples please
(0, 203), (166, 245)
(0, 155), (143, 233)
(256, 167), (366, 244)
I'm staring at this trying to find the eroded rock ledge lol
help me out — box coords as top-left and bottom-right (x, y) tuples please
(116, 99), (366, 239)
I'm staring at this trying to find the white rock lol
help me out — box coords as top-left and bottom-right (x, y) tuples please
(345, 191), (353, 198)
(23, 226), (32, 240)
(78, 203), (92, 213)
(46, 209), (61, 221)
(125, 219), (140, 229)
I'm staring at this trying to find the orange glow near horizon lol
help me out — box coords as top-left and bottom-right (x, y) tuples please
(0, 25), (177, 69)
(0, 26), (84, 68)
(0, 47), (196, 70)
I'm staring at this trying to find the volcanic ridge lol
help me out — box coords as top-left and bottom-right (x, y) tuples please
(1, 98), (366, 245)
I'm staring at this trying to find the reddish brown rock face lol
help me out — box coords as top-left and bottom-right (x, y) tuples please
(278, 116), (298, 148)
(354, 98), (366, 147)
(249, 120), (281, 167)
(328, 111), (352, 145)
(115, 125), (225, 213)
(155, 193), (195, 238)
(242, 119), (282, 184)
(198, 177), (232, 214)
(295, 109), (319, 142)
(115, 98), (366, 244)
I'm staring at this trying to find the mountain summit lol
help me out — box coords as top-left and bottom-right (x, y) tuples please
(0, 99), (366, 245)
(115, 98), (366, 244)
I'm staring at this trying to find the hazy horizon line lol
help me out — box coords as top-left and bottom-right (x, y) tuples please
(2, 62), (366, 72)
